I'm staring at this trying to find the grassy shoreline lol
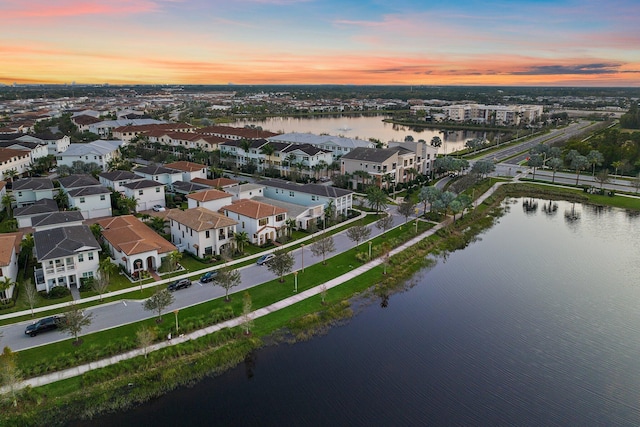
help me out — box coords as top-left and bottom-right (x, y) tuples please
(2, 182), (639, 425)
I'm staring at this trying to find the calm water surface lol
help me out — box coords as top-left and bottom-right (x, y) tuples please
(232, 115), (485, 154)
(81, 199), (640, 426)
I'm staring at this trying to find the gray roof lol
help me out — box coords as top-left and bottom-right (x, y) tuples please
(13, 178), (54, 191)
(133, 165), (180, 176)
(172, 180), (209, 194)
(257, 179), (353, 198)
(67, 186), (110, 197)
(34, 225), (100, 261)
(61, 140), (122, 157)
(14, 198), (58, 217)
(98, 170), (140, 181)
(58, 174), (101, 189)
(268, 133), (374, 149)
(31, 211), (85, 228)
(122, 179), (162, 190)
(340, 146), (410, 163)
(252, 196), (313, 218)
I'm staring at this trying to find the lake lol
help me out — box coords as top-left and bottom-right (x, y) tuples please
(78, 198), (640, 426)
(232, 115), (486, 154)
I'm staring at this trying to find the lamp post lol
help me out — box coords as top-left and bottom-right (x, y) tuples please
(173, 309), (179, 334)
(368, 241), (372, 260)
(301, 244), (305, 272)
(294, 271), (298, 293)
(414, 220), (418, 234)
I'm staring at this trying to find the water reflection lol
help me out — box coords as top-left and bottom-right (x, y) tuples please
(542, 200), (558, 216)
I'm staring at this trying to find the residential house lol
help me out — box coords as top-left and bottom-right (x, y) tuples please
(56, 140), (123, 172)
(82, 118), (164, 138)
(387, 140), (438, 177)
(185, 188), (233, 211)
(14, 199), (59, 228)
(196, 125), (279, 141)
(0, 181), (5, 212)
(32, 211), (84, 231)
(98, 170), (143, 192)
(223, 183), (265, 201)
(172, 181), (209, 196)
(191, 177), (239, 190)
(146, 131), (226, 152)
(133, 165), (182, 185)
(12, 177), (55, 207)
(0, 233), (21, 302)
(257, 179), (354, 219)
(340, 146), (417, 190)
(268, 133), (376, 161)
(0, 148), (32, 180)
(0, 139), (48, 164)
(121, 179), (165, 211)
(166, 207), (238, 257)
(96, 215), (177, 277)
(252, 196), (323, 231)
(16, 133), (70, 156)
(220, 199), (287, 245)
(164, 161), (208, 183)
(33, 225), (101, 293)
(112, 122), (196, 143)
(66, 185), (112, 219)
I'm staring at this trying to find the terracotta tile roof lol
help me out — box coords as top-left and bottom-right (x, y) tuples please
(196, 125), (279, 139)
(166, 207), (237, 232)
(96, 215), (176, 256)
(113, 123), (195, 133)
(0, 147), (29, 163)
(164, 161), (206, 172)
(222, 199), (287, 219)
(186, 189), (232, 202)
(0, 233), (21, 266)
(191, 177), (239, 188)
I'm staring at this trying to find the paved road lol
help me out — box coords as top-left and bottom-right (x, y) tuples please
(0, 205), (409, 352)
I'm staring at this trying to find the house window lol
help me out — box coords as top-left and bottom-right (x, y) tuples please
(82, 271), (94, 278)
(88, 252), (94, 261)
(80, 197), (85, 203)
(78, 254), (84, 262)
(100, 195), (106, 201)
(259, 218), (268, 226)
(18, 191), (22, 197)
(156, 187), (160, 193)
(204, 247), (213, 255)
(276, 214), (285, 222)
(139, 190), (144, 195)
(289, 191), (294, 197)
(205, 230), (210, 238)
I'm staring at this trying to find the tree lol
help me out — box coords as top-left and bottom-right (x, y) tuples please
(20, 233), (34, 272)
(633, 174), (640, 194)
(211, 266), (241, 302)
(430, 136), (442, 148)
(54, 188), (69, 210)
(587, 150), (604, 177)
(548, 157), (563, 184)
(266, 249), (295, 283)
(527, 154), (544, 180)
(99, 257), (117, 283)
(59, 303), (94, 344)
(117, 195), (137, 215)
(595, 169), (610, 189)
(22, 279), (39, 317)
(232, 231), (249, 255)
(567, 150), (589, 185)
(449, 199), (463, 222)
(166, 250), (182, 272)
(346, 223), (371, 248)
(148, 216), (166, 233)
(366, 186), (387, 213)
(1, 193), (15, 218)
(419, 186), (440, 213)
(611, 160), (624, 177)
(260, 143), (275, 173)
(241, 292), (253, 335)
(310, 235), (336, 265)
(0, 277), (13, 303)
(376, 214), (393, 234)
(324, 200), (336, 226)
(3, 168), (17, 183)
(136, 326), (156, 359)
(92, 271), (110, 302)
(320, 284), (328, 305)
(143, 288), (175, 321)
(398, 199), (416, 223)
(471, 160), (495, 178)
(0, 346), (21, 407)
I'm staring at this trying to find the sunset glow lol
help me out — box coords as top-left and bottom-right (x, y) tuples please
(1, 0), (639, 86)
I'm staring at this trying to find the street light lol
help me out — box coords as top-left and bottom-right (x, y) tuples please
(294, 270), (298, 293)
(173, 309), (179, 334)
(368, 241), (372, 260)
(414, 220), (418, 234)
(301, 244), (305, 272)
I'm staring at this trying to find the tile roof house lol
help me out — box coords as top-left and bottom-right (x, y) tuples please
(221, 199), (287, 245)
(0, 233), (21, 302)
(96, 215), (177, 276)
(191, 177), (239, 189)
(33, 225), (101, 293)
(164, 161), (207, 183)
(166, 207), (238, 257)
(185, 188), (233, 212)
(0, 147), (31, 181)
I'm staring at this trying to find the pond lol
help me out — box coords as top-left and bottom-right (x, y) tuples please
(79, 198), (640, 426)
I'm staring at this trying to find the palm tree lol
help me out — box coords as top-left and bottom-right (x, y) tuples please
(317, 160), (329, 179)
(548, 157), (563, 184)
(260, 143), (275, 174)
(587, 150), (604, 177)
(353, 170), (370, 191)
(285, 218), (296, 237)
(20, 233), (34, 272)
(366, 186), (388, 213)
(54, 188), (69, 210)
(99, 257), (117, 283)
(611, 160), (624, 177)
(3, 168), (17, 183)
(2, 193), (15, 218)
(149, 216), (166, 233)
(117, 195), (138, 214)
(0, 277), (14, 302)
(233, 231), (249, 255)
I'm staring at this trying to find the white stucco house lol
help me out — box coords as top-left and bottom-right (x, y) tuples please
(166, 207), (238, 257)
(56, 139), (123, 172)
(121, 179), (165, 211)
(220, 199), (287, 245)
(0, 233), (21, 303)
(164, 161), (208, 183)
(185, 188), (233, 211)
(12, 178), (55, 207)
(0, 148), (32, 181)
(66, 185), (112, 219)
(133, 165), (182, 185)
(98, 170), (143, 192)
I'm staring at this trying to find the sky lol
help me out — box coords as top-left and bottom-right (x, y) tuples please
(1, 0), (639, 86)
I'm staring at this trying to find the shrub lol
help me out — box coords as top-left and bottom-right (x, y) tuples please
(44, 285), (71, 299)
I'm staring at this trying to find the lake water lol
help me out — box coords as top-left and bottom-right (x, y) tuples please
(232, 115), (486, 154)
(79, 198), (640, 426)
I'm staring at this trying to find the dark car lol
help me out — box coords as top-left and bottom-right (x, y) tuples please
(167, 278), (192, 291)
(200, 271), (218, 283)
(25, 316), (66, 337)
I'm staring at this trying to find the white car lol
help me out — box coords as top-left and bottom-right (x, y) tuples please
(152, 205), (166, 212)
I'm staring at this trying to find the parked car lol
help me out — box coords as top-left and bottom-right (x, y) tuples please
(25, 315), (66, 337)
(167, 278), (192, 291)
(153, 204), (166, 212)
(200, 271), (218, 283)
(256, 253), (276, 265)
